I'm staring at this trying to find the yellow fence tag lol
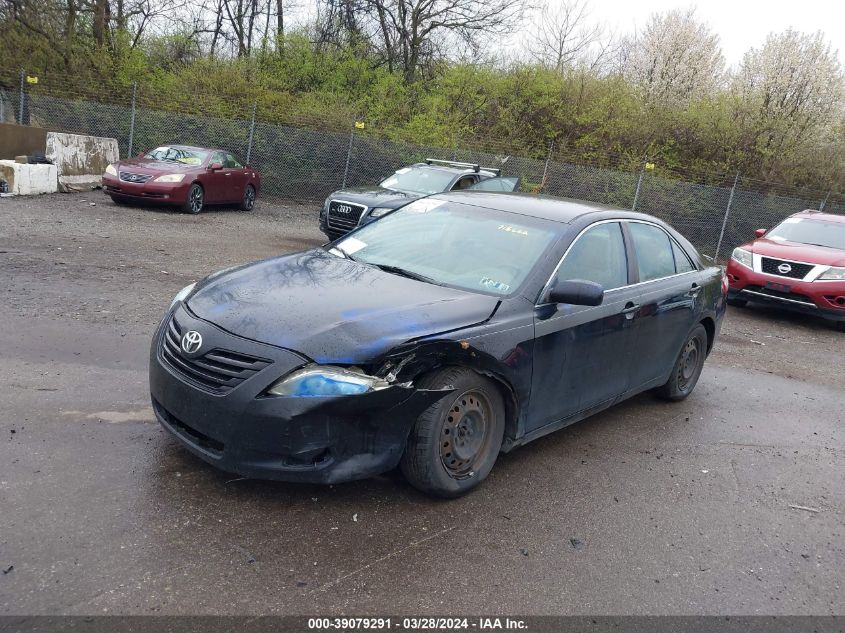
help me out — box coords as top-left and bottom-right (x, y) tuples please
(354, 121), (365, 129)
(645, 162), (655, 170)
(26, 76), (38, 84)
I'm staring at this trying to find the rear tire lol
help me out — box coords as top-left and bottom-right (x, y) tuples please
(240, 184), (256, 211)
(182, 183), (204, 214)
(833, 321), (845, 333)
(401, 367), (505, 498)
(653, 324), (708, 401)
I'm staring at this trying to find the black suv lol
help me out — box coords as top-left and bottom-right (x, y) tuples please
(319, 159), (517, 239)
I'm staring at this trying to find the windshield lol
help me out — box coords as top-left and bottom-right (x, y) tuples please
(380, 167), (457, 194)
(145, 146), (209, 166)
(765, 217), (845, 250)
(332, 199), (561, 296)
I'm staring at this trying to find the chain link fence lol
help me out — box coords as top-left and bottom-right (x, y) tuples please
(2, 75), (843, 262)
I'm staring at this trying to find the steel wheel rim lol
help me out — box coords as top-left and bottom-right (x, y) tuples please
(678, 337), (701, 390)
(440, 389), (492, 480)
(244, 186), (255, 209)
(190, 186), (203, 212)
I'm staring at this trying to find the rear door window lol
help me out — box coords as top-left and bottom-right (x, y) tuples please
(554, 222), (628, 291)
(672, 240), (695, 273)
(628, 222), (677, 282)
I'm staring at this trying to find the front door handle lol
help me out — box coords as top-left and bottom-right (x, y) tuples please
(686, 283), (701, 298)
(622, 302), (640, 319)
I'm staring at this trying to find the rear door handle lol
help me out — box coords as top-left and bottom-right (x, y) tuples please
(686, 283), (701, 298)
(622, 302), (640, 319)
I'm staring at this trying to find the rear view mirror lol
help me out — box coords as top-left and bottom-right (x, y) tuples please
(549, 279), (604, 306)
(209, 162), (223, 171)
(755, 228), (768, 238)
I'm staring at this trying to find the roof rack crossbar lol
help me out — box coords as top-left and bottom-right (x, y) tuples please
(425, 158), (481, 173)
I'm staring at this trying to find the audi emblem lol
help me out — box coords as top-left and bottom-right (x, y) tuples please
(336, 204), (352, 214)
(777, 263), (792, 275)
(181, 330), (203, 354)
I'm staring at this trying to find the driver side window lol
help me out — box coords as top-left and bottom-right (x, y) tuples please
(554, 222), (628, 291)
(210, 152), (225, 167)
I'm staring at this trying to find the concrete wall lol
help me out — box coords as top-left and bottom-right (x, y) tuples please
(0, 123), (48, 160)
(45, 132), (119, 192)
(0, 160), (57, 195)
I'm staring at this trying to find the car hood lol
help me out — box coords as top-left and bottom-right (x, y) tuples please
(328, 187), (421, 209)
(186, 249), (499, 364)
(117, 158), (200, 173)
(749, 238), (845, 267)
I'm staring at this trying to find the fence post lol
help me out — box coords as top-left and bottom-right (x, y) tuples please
(819, 191), (831, 212)
(127, 82), (137, 158)
(631, 164), (645, 211)
(714, 172), (740, 262)
(18, 69), (25, 125)
(341, 125), (355, 189)
(245, 101), (257, 165)
(540, 140), (554, 193)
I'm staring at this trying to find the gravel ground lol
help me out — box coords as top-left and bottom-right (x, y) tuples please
(1, 191), (843, 615)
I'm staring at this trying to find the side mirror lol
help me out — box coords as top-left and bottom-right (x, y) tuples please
(209, 162), (223, 171)
(137, 152), (145, 157)
(548, 279), (604, 306)
(755, 228), (768, 238)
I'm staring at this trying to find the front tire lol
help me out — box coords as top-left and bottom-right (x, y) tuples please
(109, 195), (128, 206)
(653, 324), (708, 401)
(401, 367), (505, 498)
(727, 297), (747, 307)
(183, 183), (204, 214)
(240, 184), (256, 211)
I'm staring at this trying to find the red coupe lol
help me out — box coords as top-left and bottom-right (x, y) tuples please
(101, 145), (261, 214)
(726, 210), (845, 330)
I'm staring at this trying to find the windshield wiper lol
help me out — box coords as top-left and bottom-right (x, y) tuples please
(369, 263), (441, 285)
(332, 245), (358, 261)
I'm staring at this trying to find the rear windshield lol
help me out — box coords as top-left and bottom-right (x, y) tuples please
(380, 167), (456, 194)
(765, 217), (845, 250)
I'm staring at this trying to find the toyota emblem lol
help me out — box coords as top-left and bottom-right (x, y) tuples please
(777, 262), (792, 274)
(181, 330), (203, 354)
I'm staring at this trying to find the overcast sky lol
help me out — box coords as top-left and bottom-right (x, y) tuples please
(572, 0), (843, 67)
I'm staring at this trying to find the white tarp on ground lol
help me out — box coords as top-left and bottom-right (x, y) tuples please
(45, 132), (119, 192)
(0, 160), (58, 195)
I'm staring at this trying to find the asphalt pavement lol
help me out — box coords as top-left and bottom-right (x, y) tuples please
(1, 193), (842, 615)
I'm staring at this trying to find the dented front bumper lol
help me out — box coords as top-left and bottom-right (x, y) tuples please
(149, 306), (449, 484)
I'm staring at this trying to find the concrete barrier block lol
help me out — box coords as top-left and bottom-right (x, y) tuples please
(45, 132), (119, 192)
(0, 160), (58, 195)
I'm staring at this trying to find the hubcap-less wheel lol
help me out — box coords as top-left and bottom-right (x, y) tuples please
(440, 390), (493, 479)
(678, 338), (701, 391)
(188, 185), (203, 214)
(242, 185), (255, 210)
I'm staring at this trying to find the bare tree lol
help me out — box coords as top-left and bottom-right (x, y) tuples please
(623, 8), (724, 104)
(527, 0), (600, 72)
(351, 0), (528, 82)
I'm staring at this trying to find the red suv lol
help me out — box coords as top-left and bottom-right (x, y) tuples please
(726, 210), (845, 330)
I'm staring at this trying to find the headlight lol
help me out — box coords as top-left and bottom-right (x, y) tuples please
(155, 173), (186, 183)
(168, 282), (196, 311)
(267, 365), (390, 397)
(818, 266), (845, 281)
(105, 164), (117, 176)
(368, 207), (391, 219)
(731, 247), (753, 269)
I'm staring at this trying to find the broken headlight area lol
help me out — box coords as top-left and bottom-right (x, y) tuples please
(266, 364), (392, 397)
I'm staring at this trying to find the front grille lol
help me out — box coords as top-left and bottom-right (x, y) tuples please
(153, 398), (224, 455)
(160, 315), (271, 394)
(327, 200), (366, 231)
(744, 285), (816, 306)
(761, 257), (813, 279)
(119, 171), (152, 183)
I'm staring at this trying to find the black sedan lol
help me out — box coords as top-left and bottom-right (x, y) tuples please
(150, 192), (726, 497)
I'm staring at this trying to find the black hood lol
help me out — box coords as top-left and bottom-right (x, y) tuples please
(187, 249), (499, 364)
(327, 186), (421, 209)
